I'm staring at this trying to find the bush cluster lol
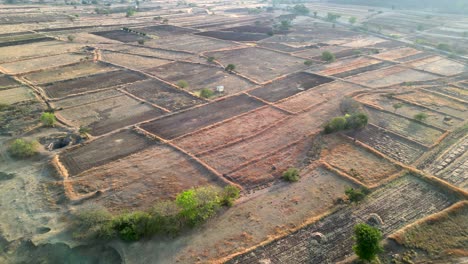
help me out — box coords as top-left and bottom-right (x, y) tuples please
(74, 185), (240, 241)
(324, 112), (368, 134)
(283, 167), (300, 182)
(345, 186), (370, 203)
(40, 112), (56, 127)
(8, 139), (39, 158)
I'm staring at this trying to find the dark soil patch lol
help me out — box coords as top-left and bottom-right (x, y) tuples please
(43, 70), (148, 99)
(397, 52), (433, 63)
(134, 25), (198, 36)
(92, 30), (148, 43)
(60, 129), (156, 176)
(249, 72), (333, 102)
(367, 40), (405, 49)
(223, 25), (288, 34)
(0, 172), (15, 180)
(0, 37), (54, 47)
(124, 79), (204, 111)
(141, 94), (265, 139)
(0, 74), (20, 88)
(196, 31), (270, 42)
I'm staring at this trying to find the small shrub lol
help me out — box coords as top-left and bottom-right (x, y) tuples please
(126, 8), (136, 17)
(345, 112), (368, 130)
(392, 102), (403, 112)
(137, 39), (145, 45)
(177, 80), (189, 88)
(225, 64), (236, 72)
(111, 211), (151, 241)
(437, 43), (452, 52)
(283, 167), (300, 182)
(349, 16), (357, 24)
(40, 112), (56, 127)
(293, 4), (309, 15)
(324, 116), (346, 134)
(353, 223), (383, 261)
(207, 56), (215, 63)
(200, 88), (214, 99)
(345, 187), (369, 203)
(326, 12), (341, 22)
(67, 35), (75, 42)
(8, 139), (39, 158)
(304, 60), (313, 66)
(220, 185), (240, 206)
(414, 113), (428, 122)
(321, 51), (335, 62)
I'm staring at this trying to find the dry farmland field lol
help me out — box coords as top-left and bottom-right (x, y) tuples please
(0, 1), (467, 264)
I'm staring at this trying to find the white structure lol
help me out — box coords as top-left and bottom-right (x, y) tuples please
(216, 85), (225, 93)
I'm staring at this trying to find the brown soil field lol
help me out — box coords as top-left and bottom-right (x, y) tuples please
(228, 138), (313, 189)
(57, 93), (164, 136)
(123, 165), (358, 263)
(293, 46), (350, 59)
(100, 50), (172, 70)
(124, 79), (204, 111)
(0, 53), (86, 75)
(274, 87), (327, 114)
(21, 61), (118, 84)
(140, 94), (265, 139)
(428, 86), (468, 102)
(396, 52), (433, 63)
(205, 47), (307, 83)
(42, 70), (148, 99)
(347, 66), (439, 88)
(109, 45), (194, 61)
(405, 56), (467, 76)
(145, 61), (253, 96)
(365, 106), (446, 146)
(222, 25), (276, 34)
(317, 57), (383, 76)
(346, 124), (427, 165)
(371, 47), (422, 61)
(92, 30), (148, 43)
(264, 27), (359, 45)
(51, 89), (122, 109)
(229, 175), (455, 263)
(173, 106), (288, 155)
(0, 86), (34, 105)
(341, 36), (387, 48)
(357, 93), (460, 129)
(395, 90), (467, 119)
(259, 42), (308, 53)
(195, 31), (270, 42)
(59, 129), (156, 176)
(68, 143), (226, 212)
(0, 74), (20, 88)
(0, 41), (83, 63)
(133, 25), (198, 37)
(321, 135), (400, 186)
(146, 34), (241, 53)
(0, 99), (44, 135)
(248, 72), (333, 102)
(389, 202), (468, 262)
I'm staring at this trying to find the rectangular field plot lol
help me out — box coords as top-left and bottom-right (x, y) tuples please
(0, 74), (20, 88)
(146, 34), (240, 53)
(112, 46), (193, 61)
(292, 45), (348, 59)
(341, 36), (387, 48)
(100, 51), (171, 70)
(145, 62), (253, 96)
(0, 53), (86, 75)
(51, 89), (122, 109)
(22, 61), (118, 84)
(371, 47), (422, 61)
(347, 66), (439, 88)
(346, 124), (426, 165)
(57, 93), (164, 136)
(427, 86), (468, 102)
(405, 56), (467, 76)
(42, 70), (148, 99)
(395, 90), (467, 119)
(133, 25), (198, 37)
(195, 31), (271, 42)
(174, 106), (288, 155)
(317, 57), (388, 78)
(0, 41), (83, 63)
(67, 144), (225, 212)
(141, 94), (265, 139)
(357, 93), (460, 129)
(229, 175), (455, 264)
(0, 86), (34, 104)
(228, 138), (312, 189)
(59, 129), (156, 176)
(321, 135), (400, 186)
(426, 136), (468, 190)
(124, 79), (204, 111)
(365, 106), (445, 146)
(248, 72), (333, 102)
(205, 47), (307, 83)
(91, 30), (147, 43)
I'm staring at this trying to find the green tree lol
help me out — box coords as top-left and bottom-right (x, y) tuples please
(304, 60), (313, 66)
(40, 112), (56, 127)
(283, 167), (300, 182)
(414, 113), (428, 122)
(326, 12), (341, 22)
(349, 16), (357, 25)
(324, 116), (346, 133)
(176, 187), (220, 226)
(177, 80), (189, 88)
(200, 88), (214, 98)
(225, 64), (236, 72)
(353, 223), (383, 261)
(207, 56), (215, 63)
(321, 51), (335, 62)
(392, 102), (403, 112)
(220, 185), (240, 206)
(345, 113), (368, 130)
(345, 187), (369, 203)
(126, 8), (136, 17)
(293, 4), (309, 15)
(8, 139), (39, 158)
